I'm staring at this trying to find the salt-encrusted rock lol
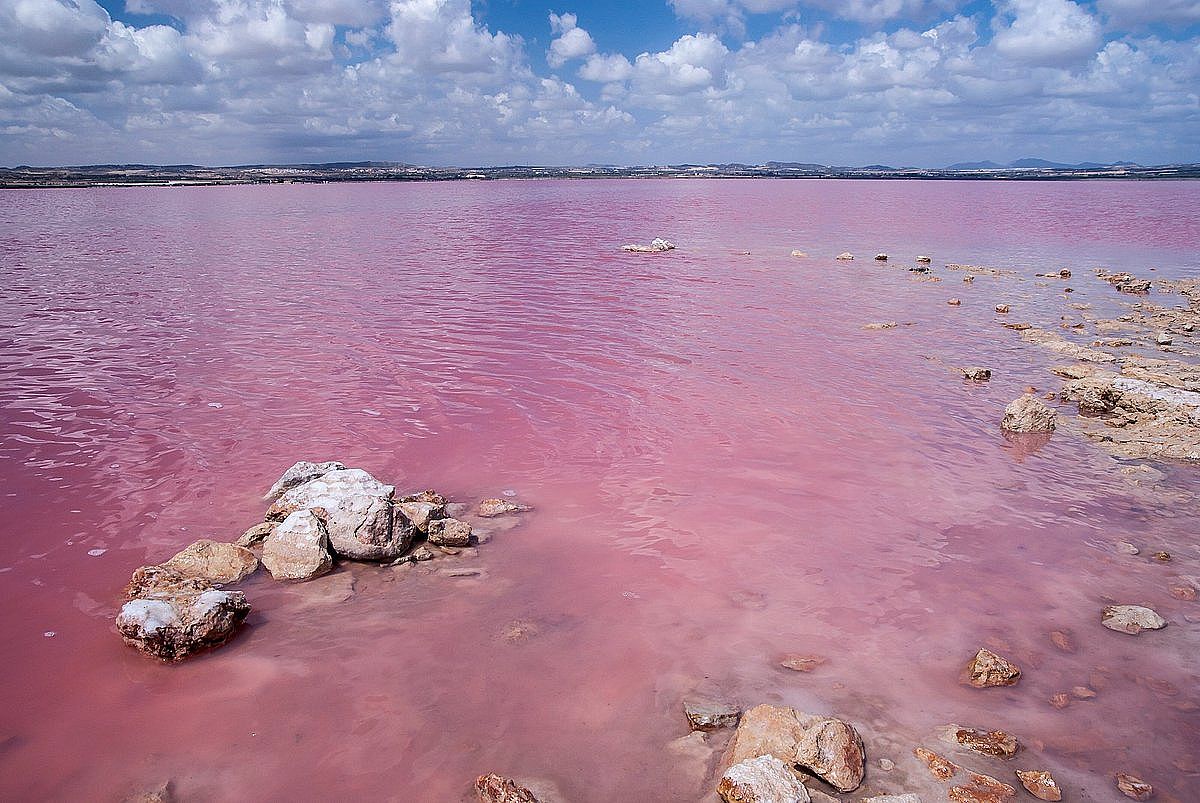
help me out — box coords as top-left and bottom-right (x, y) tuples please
(1115, 773), (1153, 800)
(791, 250), (808, 258)
(427, 517), (472, 547)
(622, 238), (675, 253)
(126, 565), (211, 600)
(262, 509), (333, 581)
(836, 252), (854, 260)
(1102, 605), (1166, 634)
(1016, 770), (1061, 801)
(962, 648), (1021, 688)
(684, 699), (741, 730)
(478, 498), (530, 517)
(863, 796), (921, 803)
(1000, 395), (1056, 433)
(236, 521), (274, 548)
(718, 756), (810, 803)
(949, 727), (1018, 758)
(1156, 333), (1173, 346)
(117, 586), (250, 661)
(263, 460), (346, 501)
(722, 705), (865, 792)
(961, 367), (991, 381)
(162, 539), (258, 584)
(475, 773), (539, 802)
(267, 468), (406, 561)
(915, 747), (957, 780)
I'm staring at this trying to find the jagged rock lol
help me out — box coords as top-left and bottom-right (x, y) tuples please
(236, 521), (274, 547)
(836, 252), (854, 260)
(475, 774), (539, 802)
(1016, 770), (1061, 801)
(428, 517), (472, 547)
(950, 727), (1018, 758)
(718, 756), (810, 803)
(396, 498), (444, 533)
(949, 771), (1016, 802)
(1000, 396), (1056, 433)
(962, 648), (1021, 688)
(961, 367), (990, 381)
(948, 298), (962, 306)
(1115, 773), (1153, 800)
(117, 585), (250, 661)
(263, 460), (346, 501)
(1101, 605), (1166, 634)
(262, 509), (333, 581)
(995, 304), (1010, 314)
(267, 468), (407, 561)
(622, 238), (675, 253)
(478, 498), (530, 517)
(915, 747), (957, 780)
(684, 699), (741, 730)
(722, 705), (865, 792)
(162, 539), (258, 584)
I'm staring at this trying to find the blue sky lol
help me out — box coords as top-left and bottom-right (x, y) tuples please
(2, 0), (1198, 167)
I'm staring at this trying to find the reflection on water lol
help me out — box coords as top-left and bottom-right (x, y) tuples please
(0, 179), (1198, 801)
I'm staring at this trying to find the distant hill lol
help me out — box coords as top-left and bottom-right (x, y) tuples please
(949, 158), (1142, 170)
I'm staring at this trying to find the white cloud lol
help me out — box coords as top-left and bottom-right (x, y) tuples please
(547, 11), (596, 68)
(580, 52), (634, 82)
(993, 0), (1102, 67)
(1098, 0), (1200, 26)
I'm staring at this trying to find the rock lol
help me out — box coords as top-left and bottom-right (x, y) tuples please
(875, 254), (888, 261)
(1169, 585), (1197, 601)
(263, 460), (346, 501)
(400, 489), (448, 506)
(397, 499), (444, 533)
(961, 367), (991, 381)
(428, 517), (472, 547)
(963, 275), (975, 283)
(1101, 605), (1166, 634)
(1071, 686), (1096, 699)
(1016, 770), (1061, 801)
(909, 264), (931, 273)
(1049, 630), (1074, 652)
(478, 498), (530, 517)
(1156, 333), (1173, 346)
(475, 773), (539, 803)
(267, 468), (406, 561)
(1153, 551), (1171, 562)
(123, 781), (174, 803)
(1000, 396), (1056, 434)
(1116, 541), (1140, 555)
(622, 238), (675, 253)
(409, 545), (438, 562)
(723, 705), (865, 792)
(962, 648), (1021, 688)
(836, 252), (854, 261)
(125, 565), (212, 600)
(684, 699), (741, 730)
(262, 509), (334, 581)
(878, 758), (895, 771)
(915, 747), (957, 780)
(718, 755), (810, 803)
(995, 304), (1010, 314)
(949, 771), (1016, 802)
(236, 521), (274, 548)
(948, 298), (962, 306)
(863, 322), (898, 330)
(162, 540), (258, 584)
(1001, 321), (1030, 330)
(863, 797), (921, 803)
(1115, 773), (1153, 800)
(791, 250), (808, 258)
(951, 727), (1018, 758)
(666, 731), (717, 796)
(778, 655), (824, 672)
(117, 586), (250, 661)
(1049, 693), (1070, 709)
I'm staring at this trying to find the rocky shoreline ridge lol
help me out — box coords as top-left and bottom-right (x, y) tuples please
(115, 461), (529, 662)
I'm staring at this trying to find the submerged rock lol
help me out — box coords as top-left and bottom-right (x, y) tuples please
(995, 304), (1010, 314)
(962, 648), (1021, 688)
(916, 255), (933, 263)
(722, 704), (865, 792)
(162, 539), (258, 584)
(117, 585), (250, 662)
(262, 509), (334, 581)
(1016, 770), (1061, 801)
(915, 747), (957, 781)
(1000, 395), (1056, 433)
(428, 517), (473, 547)
(267, 468), (406, 561)
(950, 727), (1018, 758)
(948, 298), (962, 306)
(684, 699), (741, 730)
(875, 254), (888, 261)
(478, 498), (531, 517)
(718, 755), (810, 803)
(263, 460), (346, 501)
(475, 774), (539, 803)
(1115, 773), (1153, 800)
(123, 781), (175, 803)
(1101, 605), (1166, 634)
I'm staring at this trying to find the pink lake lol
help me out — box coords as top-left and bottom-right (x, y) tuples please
(0, 179), (1198, 801)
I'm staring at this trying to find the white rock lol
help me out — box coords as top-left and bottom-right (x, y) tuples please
(262, 509), (334, 581)
(1102, 605), (1166, 634)
(266, 468), (408, 561)
(263, 460), (347, 501)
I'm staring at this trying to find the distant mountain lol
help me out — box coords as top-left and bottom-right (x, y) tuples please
(764, 161), (829, 171)
(949, 158), (1143, 171)
(946, 160), (1004, 170)
(860, 164), (897, 171)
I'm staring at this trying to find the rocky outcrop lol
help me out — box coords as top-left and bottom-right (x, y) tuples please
(1097, 270), (1152, 294)
(1101, 605), (1166, 634)
(263, 460), (346, 501)
(1060, 372), (1200, 461)
(117, 569), (250, 661)
(1000, 396), (1056, 433)
(718, 756), (810, 803)
(622, 238), (675, 253)
(684, 699), (741, 730)
(262, 509), (334, 581)
(1020, 328), (1118, 363)
(962, 648), (1021, 688)
(478, 498), (531, 518)
(267, 468), (408, 561)
(428, 517), (472, 547)
(1016, 770), (1061, 801)
(722, 705), (865, 792)
(162, 540), (258, 584)
(475, 774), (539, 802)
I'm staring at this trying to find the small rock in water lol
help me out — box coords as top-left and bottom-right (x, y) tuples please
(961, 367), (991, 381)
(875, 253), (888, 261)
(262, 460), (346, 501)
(1016, 770), (1061, 801)
(1049, 692), (1070, 710)
(1169, 585), (1196, 601)
(621, 238), (675, 253)
(791, 250), (808, 258)
(396, 498), (445, 534)
(478, 498), (531, 517)
(723, 705), (865, 792)
(428, 517), (472, 547)
(718, 755), (810, 803)
(162, 539), (259, 584)
(863, 321), (898, 330)
(117, 586), (250, 661)
(917, 255), (933, 263)
(915, 747), (958, 781)
(962, 648), (1021, 688)
(995, 304), (1011, 314)
(409, 546), (437, 562)
(1049, 630), (1074, 652)
(948, 298), (962, 306)
(1116, 541), (1140, 555)
(87, 548), (107, 557)
(951, 727), (1019, 758)
(1153, 551), (1171, 562)
(1071, 685), (1096, 699)
(123, 780), (175, 803)
(836, 252), (854, 260)
(262, 509), (334, 582)
(963, 275), (975, 283)
(1115, 772), (1153, 800)
(1156, 332), (1173, 346)
(475, 773), (539, 803)
(1102, 605), (1166, 634)
(1000, 395), (1056, 433)
(236, 521), (274, 548)
(778, 654), (824, 672)
(683, 699), (741, 730)
(950, 771), (1017, 803)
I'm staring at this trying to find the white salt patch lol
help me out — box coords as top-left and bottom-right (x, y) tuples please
(119, 599), (177, 632)
(87, 548), (107, 557)
(43, 631), (55, 637)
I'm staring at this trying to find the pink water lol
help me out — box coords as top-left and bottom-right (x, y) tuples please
(1, 179), (1198, 802)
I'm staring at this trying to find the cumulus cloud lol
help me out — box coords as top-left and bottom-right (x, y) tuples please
(547, 12), (596, 68)
(993, 0), (1102, 67)
(1098, 0), (1200, 25)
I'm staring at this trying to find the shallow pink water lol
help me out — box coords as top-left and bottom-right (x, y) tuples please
(1, 179), (1198, 802)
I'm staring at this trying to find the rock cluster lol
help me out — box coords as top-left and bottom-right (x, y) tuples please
(721, 704), (865, 793)
(1097, 269), (1152, 294)
(621, 237), (675, 253)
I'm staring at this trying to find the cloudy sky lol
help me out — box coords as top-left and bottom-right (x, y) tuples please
(1, 0), (1197, 167)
